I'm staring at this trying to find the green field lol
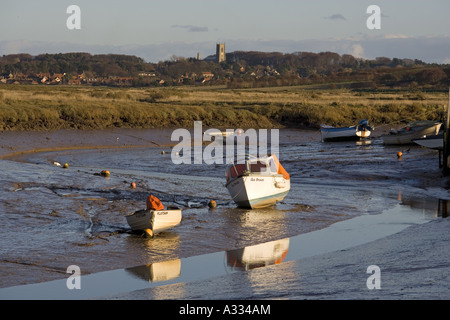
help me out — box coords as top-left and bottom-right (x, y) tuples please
(0, 84), (447, 131)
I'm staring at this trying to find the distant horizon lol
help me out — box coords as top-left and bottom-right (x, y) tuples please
(1, 1), (450, 64)
(0, 44), (444, 66)
(2, 36), (450, 65)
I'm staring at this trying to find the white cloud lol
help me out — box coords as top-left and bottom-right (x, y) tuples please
(325, 14), (346, 21)
(351, 44), (365, 58)
(384, 34), (409, 39)
(171, 25), (209, 32)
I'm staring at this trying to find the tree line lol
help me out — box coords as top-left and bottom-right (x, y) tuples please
(1, 51), (449, 89)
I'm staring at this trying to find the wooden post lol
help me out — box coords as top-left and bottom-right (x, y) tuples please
(443, 87), (450, 176)
(438, 199), (449, 218)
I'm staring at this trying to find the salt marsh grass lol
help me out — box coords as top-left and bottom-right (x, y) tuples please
(0, 84), (447, 131)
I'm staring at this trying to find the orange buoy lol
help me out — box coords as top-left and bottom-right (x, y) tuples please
(130, 182), (136, 189)
(208, 200), (217, 208)
(397, 151), (402, 158)
(144, 228), (154, 238)
(101, 170), (110, 177)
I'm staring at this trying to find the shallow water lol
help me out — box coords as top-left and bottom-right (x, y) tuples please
(1, 128), (449, 297)
(0, 195), (444, 300)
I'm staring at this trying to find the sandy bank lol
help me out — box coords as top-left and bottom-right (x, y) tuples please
(0, 128), (176, 159)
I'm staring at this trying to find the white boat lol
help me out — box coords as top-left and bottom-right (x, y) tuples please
(225, 154), (290, 209)
(381, 121), (442, 145)
(321, 119), (373, 142)
(204, 131), (234, 138)
(204, 130), (235, 144)
(126, 207), (182, 237)
(413, 133), (443, 150)
(356, 119), (373, 139)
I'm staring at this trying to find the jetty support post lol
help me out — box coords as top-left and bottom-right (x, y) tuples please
(443, 87), (450, 176)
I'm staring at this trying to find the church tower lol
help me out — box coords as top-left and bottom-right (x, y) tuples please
(216, 43), (226, 63)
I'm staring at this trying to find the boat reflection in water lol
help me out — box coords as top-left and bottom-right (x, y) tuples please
(125, 238), (290, 285)
(226, 238), (290, 271)
(2, 194), (447, 300)
(397, 191), (449, 218)
(124, 195), (447, 289)
(126, 259), (181, 283)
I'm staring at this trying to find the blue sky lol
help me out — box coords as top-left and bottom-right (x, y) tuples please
(1, 0), (450, 63)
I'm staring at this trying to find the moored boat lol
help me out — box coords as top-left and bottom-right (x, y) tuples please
(356, 119), (373, 139)
(381, 121), (442, 145)
(225, 154), (290, 209)
(321, 119), (373, 142)
(126, 208), (182, 237)
(203, 130), (235, 145)
(126, 195), (182, 237)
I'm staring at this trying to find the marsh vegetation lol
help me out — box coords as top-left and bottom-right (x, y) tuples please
(0, 84), (447, 131)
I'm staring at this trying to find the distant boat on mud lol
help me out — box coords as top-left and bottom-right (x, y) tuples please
(381, 121), (442, 145)
(321, 119), (373, 142)
(225, 154), (290, 209)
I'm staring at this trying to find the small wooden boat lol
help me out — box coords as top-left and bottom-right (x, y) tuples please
(225, 154), (290, 209)
(321, 119), (373, 142)
(126, 207), (182, 237)
(381, 121), (442, 145)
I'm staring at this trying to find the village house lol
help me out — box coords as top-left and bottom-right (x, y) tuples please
(201, 72), (214, 83)
(138, 72), (156, 77)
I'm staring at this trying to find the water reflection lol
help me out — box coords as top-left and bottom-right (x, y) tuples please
(438, 199), (449, 218)
(398, 191), (449, 218)
(0, 194), (446, 300)
(126, 259), (181, 283)
(355, 139), (373, 146)
(226, 238), (290, 271)
(126, 195), (447, 291)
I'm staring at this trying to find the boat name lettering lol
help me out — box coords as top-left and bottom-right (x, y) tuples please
(156, 211), (169, 216)
(250, 177), (265, 182)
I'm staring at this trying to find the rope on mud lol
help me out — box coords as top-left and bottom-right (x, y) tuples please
(113, 132), (162, 147)
(91, 229), (130, 242)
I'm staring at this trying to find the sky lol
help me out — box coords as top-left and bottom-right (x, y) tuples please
(1, 0), (450, 63)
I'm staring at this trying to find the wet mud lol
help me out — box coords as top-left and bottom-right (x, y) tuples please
(1, 127), (449, 293)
